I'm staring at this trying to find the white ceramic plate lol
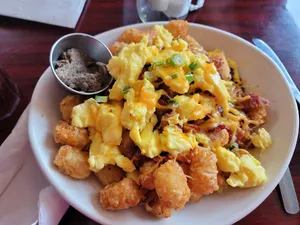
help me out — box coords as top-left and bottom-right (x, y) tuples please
(28, 22), (299, 225)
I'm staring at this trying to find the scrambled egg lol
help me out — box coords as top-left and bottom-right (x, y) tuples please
(216, 146), (240, 173)
(251, 128), (272, 151)
(153, 25), (173, 49)
(96, 102), (123, 146)
(174, 94), (216, 121)
(71, 98), (99, 128)
(226, 150), (267, 188)
(107, 37), (159, 100)
(89, 132), (135, 173)
(191, 63), (230, 112)
(130, 114), (161, 158)
(72, 99), (123, 145)
(160, 125), (197, 155)
(121, 79), (161, 131)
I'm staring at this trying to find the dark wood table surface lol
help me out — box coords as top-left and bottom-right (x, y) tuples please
(0, 0), (300, 224)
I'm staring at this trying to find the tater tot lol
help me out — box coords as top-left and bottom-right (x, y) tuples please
(153, 160), (190, 210)
(165, 20), (189, 38)
(95, 165), (124, 186)
(60, 95), (82, 123)
(118, 28), (158, 46)
(139, 161), (158, 190)
(183, 35), (206, 54)
(188, 147), (219, 202)
(99, 178), (141, 210)
(53, 120), (90, 150)
(109, 41), (127, 56)
(145, 191), (172, 218)
(119, 28), (144, 44)
(54, 145), (91, 179)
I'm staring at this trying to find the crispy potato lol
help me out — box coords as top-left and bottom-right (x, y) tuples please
(109, 41), (127, 56)
(99, 178), (141, 210)
(119, 130), (137, 159)
(183, 35), (206, 54)
(145, 191), (172, 218)
(153, 160), (190, 210)
(139, 161), (157, 190)
(54, 145), (90, 179)
(53, 120), (90, 150)
(188, 147), (219, 202)
(118, 28), (157, 46)
(165, 20), (189, 38)
(95, 165), (124, 186)
(60, 95), (82, 123)
(208, 50), (231, 80)
(119, 28), (144, 44)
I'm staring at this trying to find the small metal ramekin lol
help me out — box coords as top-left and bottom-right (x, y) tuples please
(49, 33), (113, 95)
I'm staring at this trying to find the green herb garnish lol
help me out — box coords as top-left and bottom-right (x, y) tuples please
(189, 62), (198, 70)
(95, 95), (108, 103)
(170, 54), (185, 67)
(171, 73), (178, 79)
(226, 142), (239, 150)
(122, 86), (131, 95)
(185, 72), (194, 84)
(167, 99), (179, 105)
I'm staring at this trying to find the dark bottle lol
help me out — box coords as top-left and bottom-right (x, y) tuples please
(0, 67), (20, 120)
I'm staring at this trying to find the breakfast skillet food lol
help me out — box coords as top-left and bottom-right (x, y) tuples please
(52, 20), (272, 218)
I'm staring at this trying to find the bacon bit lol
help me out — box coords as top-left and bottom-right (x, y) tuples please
(183, 123), (202, 133)
(241, 93), (269, 121)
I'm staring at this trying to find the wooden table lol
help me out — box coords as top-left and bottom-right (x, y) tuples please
(0, 0), (299, 224)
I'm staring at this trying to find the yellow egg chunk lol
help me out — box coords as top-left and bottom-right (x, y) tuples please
(107, 37), (158, 100)
(226, 152), (267, 188)
(216, 147), (240, 173)
(190, 63), (230, 113)
(130, 115), (161, 158)
(160, 125), (194, 155)
(195, 133), (210, 147)
(121, 79), (161, 131)
(71, 98), (99, 128)
(251, 128), (272, 150)
(155, 65), (189, 94)
(170, 38), (188, 52)
(88, 132), (135, 173)
(153, 25), (174, 48)
(174, 94), (215, 121)
(95, 102), (123, 146)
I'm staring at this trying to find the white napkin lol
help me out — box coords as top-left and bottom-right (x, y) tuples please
(0, 105), (69, 225)
(0, 0), (86, 28)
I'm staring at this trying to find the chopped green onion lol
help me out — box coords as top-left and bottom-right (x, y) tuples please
(226, 142), (239, 150)
(170, 54), (185, 67)
(122, 86), (131, 95)
(95, 95), (108, 103)
(166, 58), (171, 65)
(189, 62), (198, 70)
(167, 99), (179, 105)
(232, 142), (239, 149)
(144, 71), (158, 82)
(185, 72), (194, 84)
(171, 73), (178, 79)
